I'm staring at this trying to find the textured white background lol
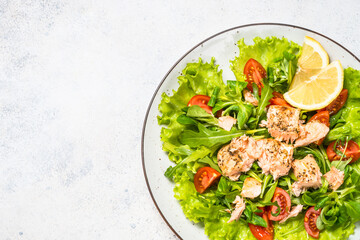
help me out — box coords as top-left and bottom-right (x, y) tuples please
(0, 0), (359, 239)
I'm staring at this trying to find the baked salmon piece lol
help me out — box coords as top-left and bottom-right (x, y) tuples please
(218, 116), (237, 131)
(241, 177), (262, 199)
(217, 136), (258, 181)
(265, 105), (301, 143)
(324, 166), (344, 191)
(256, 139), (293, 180)
(230, 135), (260, 162)
(294, 121), (329, 147)
(279, 205), (303, 224)
(291, 154), (322, 196)
(227, 196), (246, 223)
(243, 89), (258, 106)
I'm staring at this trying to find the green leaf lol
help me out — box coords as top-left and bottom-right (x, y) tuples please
(315, 196), (329, 210)
(344, 201), (360, 220)
(260, 175), (273, 199)
(256, 83), (273, 125)
(176, 114), (197, 125)
(179, 122), (265, 148)
(231, 37), (301, 83)
(208, 86), (220, 107)
(198, 156), (221, 173)
(326, 68), (360, 145)
(237, 104), (254, 130)
(263, 180), (278, 202)
(158, 58), (226, 163)
(186, 105), (219, 125)
(164, 146), (212, 179)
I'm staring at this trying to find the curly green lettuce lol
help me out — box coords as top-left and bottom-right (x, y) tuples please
(326, 68), (360, 144)
(231, 36), (301, 83)
(158, 58), (226, 163)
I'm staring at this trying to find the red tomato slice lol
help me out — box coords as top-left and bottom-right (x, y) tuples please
(268, 92), (292, 107)
(269, 97), (292, 107)
(272, 92), (284, 99)
(194, 167), (221, 194)
(308, 111), (330, 145)
(249, 208), (274, 240)
(322, 89), (348, 115)
(187, 95), (213, 114)
(304, 207), (321, 239)
(215, 109), (223, 118)
(327, 140), (360, 164)
(268, 187), (291, 221)
(244, 58), (266, 93)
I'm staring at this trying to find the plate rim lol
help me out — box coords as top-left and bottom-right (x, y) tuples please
(141, 22), (360, 240)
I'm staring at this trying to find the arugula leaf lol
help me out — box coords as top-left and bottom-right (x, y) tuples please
(344, 201), (360, 220)
(179, 122), (265, 148)
(244, 204), (267, 227)
(186, 105), (219, 125)
(330, 108), (344, 128)
(176, 114), (197, 125)
(256, 83), (273, 125)
(237, 104), (254, 129)
(260, 175), (273, 198)
(164, 146), (212, 179)
(315, 196), (330, 210)
(208, 86), (220, 107)
(198, 156), (222, 173)
(263, 180), (278, 202)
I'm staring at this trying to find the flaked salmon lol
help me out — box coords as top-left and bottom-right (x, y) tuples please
(265, 105), (301, 143)
(324, 166), (344, 191)
(243, 89), (259, 106)
(230, 135), (260, 162)
(218, 116), (237, 131)
(227, 196), (246, 223)
(294, 121), (329, 147)
(217, 136), (258, 181)
(291, 154), (322, 196)
(241, 177), (262, 199)
(279, 205), (303, 224)
(256, 139), (293, 180)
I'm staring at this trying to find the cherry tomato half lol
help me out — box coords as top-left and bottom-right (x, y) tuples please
(304, 207), (321, 239)
(194, 167), (221, 194)
(187, 95), (213, 114)
(269, 98), (292, 107)
(322, 89), (348, 115)
(326, 140), (360, 164)
(268, 92), (292, 107)
(268, 187), (291, 221)
(244, 58), (266, 93)
(308, 111), (330, 145)
(249, 208), (274, 240)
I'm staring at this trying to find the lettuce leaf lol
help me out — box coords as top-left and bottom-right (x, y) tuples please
(173, 166), (227, 223)
(158, 58), (226, 162)
(326, 68), (360, 144)
(274, 214), (355, 240)
(231, 37), (301, 82)
(204, 217), (256, 240)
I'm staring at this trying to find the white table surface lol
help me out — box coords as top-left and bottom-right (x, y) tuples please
(0, 0), (359, 239)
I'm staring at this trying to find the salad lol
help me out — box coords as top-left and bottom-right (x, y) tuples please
(157, 36), (360, 240)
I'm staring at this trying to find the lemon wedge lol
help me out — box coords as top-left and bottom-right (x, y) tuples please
(298, 36), (329, 69)
(284, 60), (343, 110)
(284, 37), (343, 110)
